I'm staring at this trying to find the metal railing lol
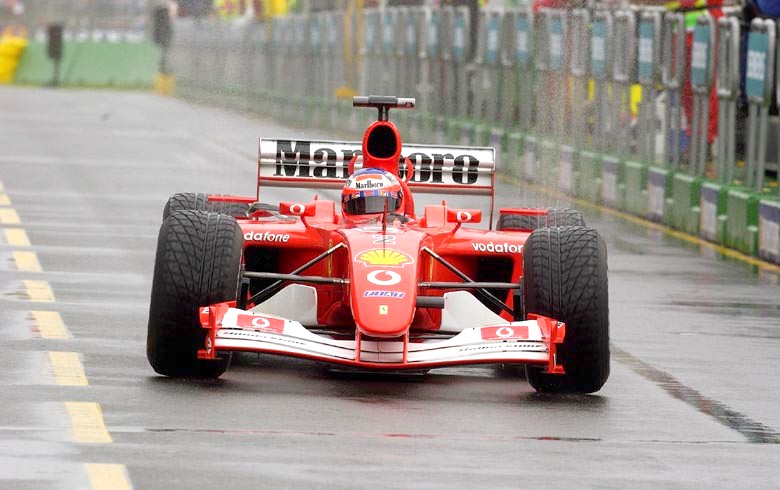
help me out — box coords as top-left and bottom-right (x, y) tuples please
(169, 6), (780, 196)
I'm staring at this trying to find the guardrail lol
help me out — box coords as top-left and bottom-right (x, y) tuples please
(168, 7), (780, 266)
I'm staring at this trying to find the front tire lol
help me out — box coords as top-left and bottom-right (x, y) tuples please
(147, 210), (243, 378)
(522, 226), (609, 393)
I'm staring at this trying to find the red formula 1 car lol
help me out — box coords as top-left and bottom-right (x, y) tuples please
(147, 96), (609, 393)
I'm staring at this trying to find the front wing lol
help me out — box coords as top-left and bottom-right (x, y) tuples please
(198, 303), (566, 372)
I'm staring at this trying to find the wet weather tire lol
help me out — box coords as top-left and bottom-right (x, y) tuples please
(163, 192), (250, 220)
(497, 208), (585, 232)
(522, 226), (609, 393)
(147, 210), (243, 378)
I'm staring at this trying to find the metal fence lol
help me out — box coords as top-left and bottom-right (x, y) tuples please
(170, 6), (780, 262)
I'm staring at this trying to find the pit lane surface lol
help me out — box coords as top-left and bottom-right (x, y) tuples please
(1, 87), (779, 489)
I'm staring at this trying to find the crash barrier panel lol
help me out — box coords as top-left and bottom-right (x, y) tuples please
(14, 40), (159, 87)
(624, 160), (649, 217)
(166, 7), (780, 266)
(698, 16), (741, 246)
(575, 150), (603, 203)
(759, 198), (780, 262)
(726, 188), (760, 255)
(14, 33), (159, 87)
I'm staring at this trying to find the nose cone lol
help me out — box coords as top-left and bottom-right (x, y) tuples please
(343, 228), (423, 337)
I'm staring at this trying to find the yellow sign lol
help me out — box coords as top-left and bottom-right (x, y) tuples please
(357, 249), (412, 267)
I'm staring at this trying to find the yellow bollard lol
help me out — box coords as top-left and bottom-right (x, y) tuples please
(0, 26), (28, 84)
(154, 73), (176, 96)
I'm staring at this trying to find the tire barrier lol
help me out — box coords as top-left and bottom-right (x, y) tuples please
(166, 7), (780, 266)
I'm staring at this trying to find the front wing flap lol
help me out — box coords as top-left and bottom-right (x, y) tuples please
(199, 303), (566, 372)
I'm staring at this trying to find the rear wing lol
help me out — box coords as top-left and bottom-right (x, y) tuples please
(258, 139), (495, 197)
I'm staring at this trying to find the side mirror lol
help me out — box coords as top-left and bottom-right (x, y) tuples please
(446, 209), (482, 224)
(279, 202), (316, 217)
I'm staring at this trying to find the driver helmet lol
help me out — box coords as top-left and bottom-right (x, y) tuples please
(342, 168), (403, 217)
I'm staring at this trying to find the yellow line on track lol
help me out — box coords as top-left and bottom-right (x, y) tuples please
(4, 228), (30, 246)
(13, 251), (42, 272)
(49, 352), (88, 386)
(31, 310), (70, 338)
(65, 402), (112, 443)
(23, 280), (55, 302)
(85, 464), (133, 490)
(0, 208), (20, 224)
(499, 174), (780, 274)
(0, 193), (10, 206)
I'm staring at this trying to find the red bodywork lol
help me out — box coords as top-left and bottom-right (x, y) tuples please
(195, 117), (566, 372)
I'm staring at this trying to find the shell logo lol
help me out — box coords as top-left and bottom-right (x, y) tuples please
(356, 249), (413, 267)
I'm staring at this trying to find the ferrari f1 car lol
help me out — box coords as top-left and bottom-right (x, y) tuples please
(147, 96), (609, 393)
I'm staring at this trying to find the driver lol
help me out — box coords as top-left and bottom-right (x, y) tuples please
(341, 168), (404, 221)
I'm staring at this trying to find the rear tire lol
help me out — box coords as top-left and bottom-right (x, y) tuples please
(163, 192), (250, 220)
(147, 210), (243, 378)
(497, 208), (585, 232)
(522, 226), (609, 393)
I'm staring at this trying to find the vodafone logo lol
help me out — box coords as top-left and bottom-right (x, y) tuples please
(496, 327), (515, 338)
(471, 242), (522, 254)
(244, 231), (290, 243)
(480, 325), (529, 340)
(235, 314), (285, 334)
(289, 204), (305, 215)
(366, 269), (402, 286)
(456, 211), (472, 222)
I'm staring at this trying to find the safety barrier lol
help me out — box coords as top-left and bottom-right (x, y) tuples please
(13, 29), (159, 87)
(168, 6), (780, 266)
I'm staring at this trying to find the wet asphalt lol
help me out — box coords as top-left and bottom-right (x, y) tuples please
(1, 87), (779, 489)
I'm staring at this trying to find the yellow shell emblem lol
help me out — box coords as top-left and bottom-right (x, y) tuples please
(357, 249), (413, 267)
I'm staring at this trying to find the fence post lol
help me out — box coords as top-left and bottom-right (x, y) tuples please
(689, 14), (716, 177)
(662, 13), (685, 170)
(418, 8), (440, 114)
(359, 9), (377, 95)
(590, 11), (612, 153)
(473, 10), (502, 122)
(381, 9), (398, 94)
(514, 10), (533, 132)
(399, 7), (419, 104)
(499, 10), (516, 127)
(533, 9), (549, 135)
(569, 9), (590, 149)
(745, 18), (776, 191)
(452, 6), (471, 118)
(612, 11), (636, 158)
(547, 9), (567, 142)
(715, 17), (740, 184)
(637, 11), (662, 164)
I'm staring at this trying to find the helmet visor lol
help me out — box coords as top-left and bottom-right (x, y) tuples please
(344, 195), (402, 215)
